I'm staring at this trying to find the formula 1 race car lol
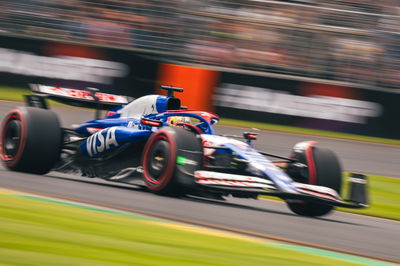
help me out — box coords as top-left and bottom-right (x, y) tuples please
(0, 85), (368, 217)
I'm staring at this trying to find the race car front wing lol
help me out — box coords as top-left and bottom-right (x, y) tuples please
(194, 171), (368, 209)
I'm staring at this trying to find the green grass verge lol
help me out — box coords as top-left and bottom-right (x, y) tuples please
(0, 86), (398, 145)
(0, 86), (29, 102)
(338, 173), (400, 220)
(262, 173), (400, 221)
(0, 86), (68, 107)
(0, 193), (371, 266)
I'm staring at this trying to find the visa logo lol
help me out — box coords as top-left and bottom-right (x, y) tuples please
(86, 128), (119, 157)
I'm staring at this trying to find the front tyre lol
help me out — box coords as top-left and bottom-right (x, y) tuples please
(286, 141), (342, 217)
(142, 127), (202, 195)
(1, 107), (62, 174)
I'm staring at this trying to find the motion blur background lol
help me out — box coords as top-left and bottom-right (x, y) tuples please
(1, 0), (399, 88)
(0, 0), (399, 138)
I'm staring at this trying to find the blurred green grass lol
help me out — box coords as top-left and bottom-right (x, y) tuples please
(0, 86), (398, 145)
(338, 173), (400, 220)
(0, 194), (365, 265)
(0, 86), (67, 107)
(261, 173), (400, 221)
(0, 86), (29, 102)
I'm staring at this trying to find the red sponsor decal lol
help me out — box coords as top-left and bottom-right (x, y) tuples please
(196, 178), (265, 187)
(299, 189), (337, 201)
(49, 86), (121, 102)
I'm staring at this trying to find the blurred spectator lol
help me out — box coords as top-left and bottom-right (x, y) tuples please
(377, 4), (400, 88)
(332, 36), (382, 84)
(0, 0), (398, 89)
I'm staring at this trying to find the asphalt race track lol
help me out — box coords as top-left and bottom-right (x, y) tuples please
(0, 101), (399, 262)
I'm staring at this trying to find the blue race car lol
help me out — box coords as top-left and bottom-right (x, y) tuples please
(0, 85), (368, 217)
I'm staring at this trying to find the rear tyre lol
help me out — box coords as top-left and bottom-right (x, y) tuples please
(286, 142), (342, 217)
(142, 127), (202, 195)
(1, 107), (62, 174)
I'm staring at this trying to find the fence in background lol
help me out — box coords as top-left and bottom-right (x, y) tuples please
(0, 0), (399, 90)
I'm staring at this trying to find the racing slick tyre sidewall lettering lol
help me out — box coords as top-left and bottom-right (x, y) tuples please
(142, 127), (203, 195)
(0, 107), (62, 174)
(286, 142), (343, 217)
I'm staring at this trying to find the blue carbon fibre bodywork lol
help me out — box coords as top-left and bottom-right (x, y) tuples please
(76, 118), (134, 136)
(75, 93), (295, 192)
(155, 96), (168, 113)
(80, 126), (152, 157)
(77, 112), (216, 158)
(221, 143), (297, 192)
(76, 94), (216, 157)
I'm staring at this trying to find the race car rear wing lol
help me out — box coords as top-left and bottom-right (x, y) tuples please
(26, 84), (132, 111)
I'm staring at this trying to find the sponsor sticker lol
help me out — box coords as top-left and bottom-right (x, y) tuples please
(294, 183), (340, 199)
(86, 128), (119, 157)
(176, 156), (198, 166)
(194, 171), (272, 184)
(35, 85), (128, 104)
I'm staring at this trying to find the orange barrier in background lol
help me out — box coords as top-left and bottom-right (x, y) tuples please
(156, 64), (219, 111)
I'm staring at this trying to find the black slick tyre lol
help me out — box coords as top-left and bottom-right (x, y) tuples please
(286, 142), (342, 217)
(0, 107), (62, 174)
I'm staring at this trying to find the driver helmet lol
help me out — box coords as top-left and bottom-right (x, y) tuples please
(167, 116), (191, 126)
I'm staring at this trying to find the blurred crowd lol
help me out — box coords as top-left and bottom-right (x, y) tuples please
(0, 0), (399, 89)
